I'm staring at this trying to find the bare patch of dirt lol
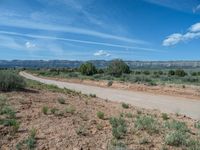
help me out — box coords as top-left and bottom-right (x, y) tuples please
(40, 76), (200, 100)
(1, 88), (199, 150)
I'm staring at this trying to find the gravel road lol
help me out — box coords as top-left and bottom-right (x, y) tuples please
(20, 71), (200, 119)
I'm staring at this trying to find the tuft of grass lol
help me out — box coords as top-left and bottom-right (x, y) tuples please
(96, 124), (103, 130)
(42, 106), (48, 115)
(65, 105), (76, 114)
(162, 113), (169, 120)
(109, 117), (127, 139)
(135, 115), (159, 134)
(0, 106), (16, 118)
(97, 111), (104, 119)
(121, 102), (129, 109)
(57, 97), (65, 104)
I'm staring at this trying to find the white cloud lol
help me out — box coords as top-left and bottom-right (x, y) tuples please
(94, 50), (111, 57)
(189, 23), (200, 32)
(25, 41), (36, 48)
(163, 22), (200, 46)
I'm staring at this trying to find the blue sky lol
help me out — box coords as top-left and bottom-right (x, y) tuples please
(0, 0), (200, 60)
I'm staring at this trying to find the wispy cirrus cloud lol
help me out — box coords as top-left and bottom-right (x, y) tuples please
(0, 30), (164, 52)
(193, 4), (200, 13)
(94, 50), (111, 57)
(163, 22), (200, 46)
(0, 17), (146, 45)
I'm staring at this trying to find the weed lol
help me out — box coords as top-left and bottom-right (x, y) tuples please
(42, 106), (48, 115)
(121, 103), (129, 109)
(107, 80), (113, 87)
(135, 115), (159, 134)
(109, 117), (127, 139)
(162, 113), (169, 120)
(97, 111), (104, 119)
(57, 97), (65, 104)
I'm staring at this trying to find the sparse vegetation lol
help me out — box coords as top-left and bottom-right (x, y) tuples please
(135, 115), (159, 134)
(97, 111), (104, 119)
(89, 93), (96, 98)
(42, 106), (49, 115)
(165, 130), (188, 146)
(0, 71), (26, 91)
(109, 117), (127, 139)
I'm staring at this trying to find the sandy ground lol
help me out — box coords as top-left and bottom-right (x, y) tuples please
(20, 72), (200, 120)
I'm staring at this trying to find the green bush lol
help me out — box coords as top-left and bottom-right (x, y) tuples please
(121, 103), (129, 109)
(135, 115), (159, 134)
(107, 59), (130, 77)
(175, 69), (187, 77)
(162, 113), (169, 120)
(79, 62), (97, 76)
(97, 111), (104, 119)
(109, 117), (127, 139)
(0, 71), (26, 91)
(164, 120), (189, 132)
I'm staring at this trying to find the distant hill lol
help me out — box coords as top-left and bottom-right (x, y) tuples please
(1, 60), (200, 69)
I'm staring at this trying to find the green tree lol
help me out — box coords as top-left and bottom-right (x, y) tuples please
(107, 59), (130, 77)
(168, 70), (175, 76)
(175, 69), (187, 77)
(79, 62), (97, 76)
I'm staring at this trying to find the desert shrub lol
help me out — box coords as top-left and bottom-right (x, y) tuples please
(65, 105), (76, 114)
(162, 113), (169, 120)
(97, 111), (104, 119)
(16, 128), (37, 150)
(0, 71), (26, 91)
(79, 62), (97, 76)
(107, 59), (130, 77)
(168, 70), (175, 76)
(42, 106), (48, 115)
(165, 130), (188, 146)
(175, 69), (187, 77)
(57, 97), (65, 104)
(121, 103), (129, 109)
(194, 121), (200, 129)
(187, 139), (200, 149)
(109, 117), (127, 139)
(143, 70), (150, 75)
(0, 106), (16, 118)
(135, 115), (159, 134)
(89, 94), (96, 98)
(107, 80), (113, 87)
(164, 120), (189, 132)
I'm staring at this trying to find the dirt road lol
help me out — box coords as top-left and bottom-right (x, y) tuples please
(20, 71), (200, 119)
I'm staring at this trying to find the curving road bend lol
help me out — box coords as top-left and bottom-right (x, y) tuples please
(20, 71), (200, 120)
